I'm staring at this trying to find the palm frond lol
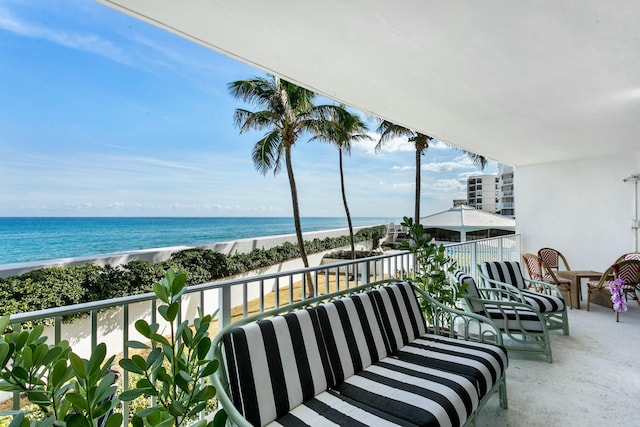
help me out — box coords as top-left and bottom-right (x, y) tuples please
(252, 130), (282, 175)
(233, 109), (277, 133)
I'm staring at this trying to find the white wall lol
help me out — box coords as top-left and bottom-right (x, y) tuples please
(516, 151), (640, 271)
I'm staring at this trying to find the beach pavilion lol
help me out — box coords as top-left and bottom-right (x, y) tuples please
(420, 205), (515, 243)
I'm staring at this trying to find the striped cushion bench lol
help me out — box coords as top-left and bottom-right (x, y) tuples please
(219, 282), (508, 427)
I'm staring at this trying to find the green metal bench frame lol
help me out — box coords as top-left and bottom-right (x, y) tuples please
(211, 279), (508, 427)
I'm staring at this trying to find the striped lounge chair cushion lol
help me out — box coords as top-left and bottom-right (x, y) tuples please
(482, 304), (545, 332)
(316, 291), (390, 384)
(335, 335), (507, 427)
(481, 261), (565, 313)
(222, 309), (334, 427)
(521, 289), (565, 312)
(370, 282), (428, 353)
(266, 390), (416, 427)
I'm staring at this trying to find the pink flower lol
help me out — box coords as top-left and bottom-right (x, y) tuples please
(609, 279), (628, 313)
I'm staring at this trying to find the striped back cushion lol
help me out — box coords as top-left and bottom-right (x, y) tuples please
(371, 282), (427, 353)
(454, 270), (484, 313)
(316, 292), (389, 385)
(222, 309), (333, 426)
(480, 261), (527, 290)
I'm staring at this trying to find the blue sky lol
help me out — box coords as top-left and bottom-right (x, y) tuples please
(0, 0), (497, 219)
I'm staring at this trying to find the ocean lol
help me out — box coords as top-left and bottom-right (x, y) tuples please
(0, 217), (394, 265)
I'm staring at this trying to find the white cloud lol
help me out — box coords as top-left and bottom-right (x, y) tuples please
(0, 8), (132, 66)
(355, 132), (414, 156)
(391, 165), (414, 171)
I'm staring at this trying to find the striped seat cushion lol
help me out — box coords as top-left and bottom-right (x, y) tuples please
(370, 282), (427, 353)
(316, 292), (390, 384)
(266, 390), (417, 427)
(521, 289), (566, 312)
(394, 334), (508, 398)
(336, 354), (476, 426)
(222, 309), (334, 426)
(482, 304), (545, 332)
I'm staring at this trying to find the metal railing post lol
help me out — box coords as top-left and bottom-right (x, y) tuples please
(219, 285), (232, 330)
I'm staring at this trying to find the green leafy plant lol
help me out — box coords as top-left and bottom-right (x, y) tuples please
(0, 316), (122, 427)
(118, 269), (221, 427)
(399, 216), (465, 318)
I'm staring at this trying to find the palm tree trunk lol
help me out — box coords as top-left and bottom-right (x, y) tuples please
(338, 149), (356, 261)
(415, 148), (421, 225)
(284, 144), (314, 297)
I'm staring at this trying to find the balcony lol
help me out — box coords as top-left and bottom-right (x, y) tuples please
(3, 236), (521, 423)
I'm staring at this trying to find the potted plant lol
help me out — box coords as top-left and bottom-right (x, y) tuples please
(399, 216), (465, 321)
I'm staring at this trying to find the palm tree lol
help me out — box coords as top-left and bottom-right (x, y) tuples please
(311, 105), (372, 260)
(229, 75), (331, 298)
(376, 120), (486, 224)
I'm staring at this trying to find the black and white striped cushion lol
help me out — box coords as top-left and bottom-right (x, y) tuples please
(482, 304), (545, 332)
(223, 309), (334, 426)
(521, 289), (565, 312)
(454, 270), (484, 313)
(370, 282), (427, 353)
(316, 292), (389, 384)
(336, 354), (479, 427)
(480, 261), (527, 290)
(267, 390), (416, 427)
(395, 334), (507, 398)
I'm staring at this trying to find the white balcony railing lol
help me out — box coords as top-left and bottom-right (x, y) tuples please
(2, 234), (520, 422)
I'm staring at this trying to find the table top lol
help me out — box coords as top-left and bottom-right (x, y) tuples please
(556, 270), (603, 279)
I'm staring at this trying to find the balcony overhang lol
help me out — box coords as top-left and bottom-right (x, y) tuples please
(98, 1), (640, 166)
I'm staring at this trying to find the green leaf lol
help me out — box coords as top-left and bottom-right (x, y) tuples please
(153, 282), (169, 304)
(197, 337), (211, 360)
(146, 347), (162, 369)
(65, 413), (91, 427)
(131, 354), (147, 371)
(212, 409), (228, 427)
(119, 388), (149, 401)
(150, 333), (170, 347)
(22, 345), (33, 370)
(12, 366), (28, 381)
(118, 358), (144, 375)
(171, 272), (187, 295)
(187, 401), (207, 418)
(0, 315), (10, 335)
(104, 413), (124, 427)
(7, 412), (25, 427)
(134, 320), (152, 339)
(50, 359), (71, 388)
(200, 360), (218, 377)
(69, 352), (86, 378)
(136, 406), (162, 418)
(0, 342), (12, 369)
(26, 390), (50, 406)
(125, 340), (149, 349)
(65, 392), (89, 411)
(158, 302), (179, 322)
(87, 343), (107, 374)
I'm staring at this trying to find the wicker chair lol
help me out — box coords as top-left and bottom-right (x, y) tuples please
(455, 269), (555, 362)
(538, 247), (571, 271)
(586, 259), (640, 321)
(478, 261), (569, 336)
(615, 252), (640, 263)
(522, 253), (573, 308)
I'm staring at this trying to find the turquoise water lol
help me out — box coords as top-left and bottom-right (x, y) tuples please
(0, 217), (393, 265)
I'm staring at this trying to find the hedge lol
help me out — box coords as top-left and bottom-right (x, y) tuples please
(0, 225), (386, 318)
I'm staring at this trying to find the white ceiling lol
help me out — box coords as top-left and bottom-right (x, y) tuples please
(99, 0), (640, 167)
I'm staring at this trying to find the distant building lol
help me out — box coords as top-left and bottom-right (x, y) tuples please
(467, 175), (499, 213)
(497, 163), (515, 218)
(465, 163), (515, 218)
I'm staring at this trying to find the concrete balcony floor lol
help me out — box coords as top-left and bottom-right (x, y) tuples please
(477, 288), (640, 426)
